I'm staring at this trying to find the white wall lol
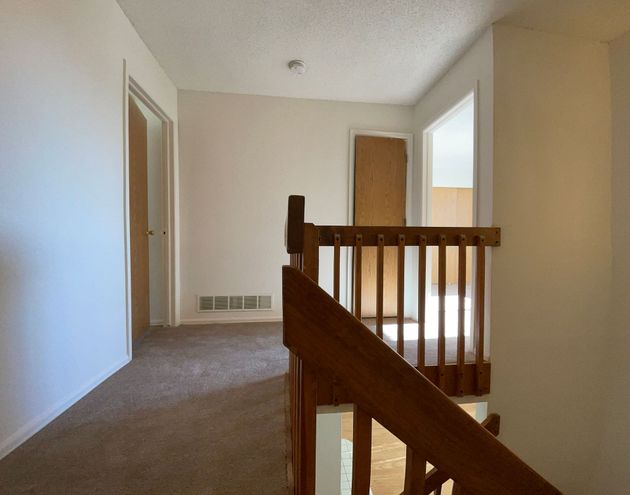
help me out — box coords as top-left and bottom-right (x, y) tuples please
(590, 28), (630, 492)
(0, 0), (178, 458)
(490, 25), (611, 493)
(413, 28), (494, 229)
(178, 91), (413, 323)
(316, 413), (342, 495)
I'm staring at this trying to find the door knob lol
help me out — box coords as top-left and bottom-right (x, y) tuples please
(145, 230), (155, 236)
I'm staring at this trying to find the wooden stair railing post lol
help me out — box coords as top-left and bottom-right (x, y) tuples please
(333, 233), (341, 301)
(474, 235), (486, 396)
(456, 234), (467, 397)
(376, 234), (385, 339)
(397, 234), (406, 356)
(417, 236), (427, 372)
(437, 234), (447, 391)
(285, 195), (305, 494)
(294, 362), (317, 495)
(354, 234), (363, 320)
(286, 195), (305, 269)
(351, 406), (372, 495)
(298, 223), (319, 495)
(404, 447), (427, 495)
(303, 223), (319, 282)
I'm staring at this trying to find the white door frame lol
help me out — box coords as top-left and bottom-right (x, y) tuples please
(123, 62), (178, 357)
(421, 88), (478, 228)
(345, 129), (414, 310)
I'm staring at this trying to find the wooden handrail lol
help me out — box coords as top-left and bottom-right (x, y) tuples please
(422, 413), (501, 494)
(316, 225), (500, 246)
(283, 265), (560, 495)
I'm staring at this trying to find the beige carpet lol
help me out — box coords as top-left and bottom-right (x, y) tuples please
(0, 323), (290, 495)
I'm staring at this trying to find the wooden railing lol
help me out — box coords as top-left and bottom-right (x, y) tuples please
(284, 195), (560, 495)
(284, 266), (560, 495)
(286, 195), (499, 399)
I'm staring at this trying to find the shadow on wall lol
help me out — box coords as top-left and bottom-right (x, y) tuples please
(0, 237), (31, 452)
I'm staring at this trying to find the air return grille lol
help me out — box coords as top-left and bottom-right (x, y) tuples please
(197, 295), (273, 312)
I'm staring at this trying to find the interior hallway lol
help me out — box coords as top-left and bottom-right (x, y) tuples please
(0, 323), (289, 495)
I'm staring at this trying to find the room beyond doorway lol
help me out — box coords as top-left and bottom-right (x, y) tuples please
(423, 93), (476, 344)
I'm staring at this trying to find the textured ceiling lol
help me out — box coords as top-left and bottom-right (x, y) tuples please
(117, 0), (630, 105)
(502, 0), (630, 43)
(116, 0), (527, 105)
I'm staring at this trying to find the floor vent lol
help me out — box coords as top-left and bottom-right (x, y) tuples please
(197, 295), (273, 312)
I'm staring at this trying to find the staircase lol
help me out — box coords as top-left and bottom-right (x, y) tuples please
(283, 195), (560, 495)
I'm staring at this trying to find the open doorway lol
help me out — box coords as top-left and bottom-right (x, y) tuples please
(125, 75), (177, 350)
(423, 92), (476, 347)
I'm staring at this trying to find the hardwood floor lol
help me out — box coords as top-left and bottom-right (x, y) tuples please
(341, 403), (478, 495)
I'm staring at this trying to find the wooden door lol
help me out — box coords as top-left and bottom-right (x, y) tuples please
(354, 135), (407, 317)
(430, 187), (473, 284)
(129, 96), (150, 341)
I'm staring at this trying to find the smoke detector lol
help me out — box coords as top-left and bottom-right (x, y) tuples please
(288, 59), (307, 75)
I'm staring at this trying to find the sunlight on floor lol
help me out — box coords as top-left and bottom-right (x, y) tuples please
(382, 292), (472, 340)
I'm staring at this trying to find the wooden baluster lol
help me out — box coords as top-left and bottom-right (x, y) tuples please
(351, 405), (372, 495)
(354, 234), (363, 320)
(438, 234), (447, 390)
(303, 224), (319, 283)
(290, 354), (299, 491)
(333, 233), (341, 301)
(299, 363), (317, 495)
(475, 235), (486, 395)
(397, 234), (406, 356)
(376, 234), (385, 339)
(403, 446), (426, 495)
(290, 253), (302, 269)
(456, 234), (467, 397)
(451, 483), (465, 495)
(418, 235), (427, 372)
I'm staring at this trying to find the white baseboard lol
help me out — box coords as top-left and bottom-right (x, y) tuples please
(180, 315), (283, 325)
(0, 356), (131, 460)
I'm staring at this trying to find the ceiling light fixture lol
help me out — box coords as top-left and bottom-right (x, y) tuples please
(288, 59), (307, 75)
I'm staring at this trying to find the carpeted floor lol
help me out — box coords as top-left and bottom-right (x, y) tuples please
(0, 323), (290, 495)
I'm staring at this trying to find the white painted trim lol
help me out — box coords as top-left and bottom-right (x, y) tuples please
(346, 129), (414, 309)
(180, 316), (283, 325)
(123, 63), (180, 357)
(0, 356), (130, 460)
(122, 60), (133, 359)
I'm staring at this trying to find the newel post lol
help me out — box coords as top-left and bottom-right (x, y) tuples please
(286, 195), (305, 252)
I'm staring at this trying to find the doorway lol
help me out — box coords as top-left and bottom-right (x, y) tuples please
(348, 130), (413, 316)
(125, 74), (177, 351)
(423, 92), (476, 342)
